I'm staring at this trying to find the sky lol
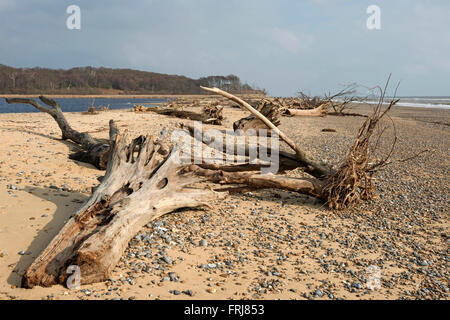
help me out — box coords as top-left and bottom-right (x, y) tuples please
(0, 0), (449, 96)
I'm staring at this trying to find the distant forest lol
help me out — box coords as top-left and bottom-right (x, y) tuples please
(0, 65), (265, 95)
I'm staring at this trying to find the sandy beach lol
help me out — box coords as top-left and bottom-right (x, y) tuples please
(0, 103), (448, 300)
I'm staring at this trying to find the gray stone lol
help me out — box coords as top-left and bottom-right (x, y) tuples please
(314, 289), (323, 297)
(351, 282), (362, 289)
(161, 256), (172, 264)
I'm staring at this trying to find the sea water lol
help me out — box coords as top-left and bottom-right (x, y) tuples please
(0, 97), (167, 114)
(357, 96), (450, 109)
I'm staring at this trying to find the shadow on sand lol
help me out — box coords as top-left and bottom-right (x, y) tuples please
(7, 186), (88, 287)
(12, 128), (99, 170)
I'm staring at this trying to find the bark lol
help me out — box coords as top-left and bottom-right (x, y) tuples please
(188, 165), (323, 199)
(180, 123), (321, 175)
(4, 96), (113, 169)
(22, 133), (219, 288)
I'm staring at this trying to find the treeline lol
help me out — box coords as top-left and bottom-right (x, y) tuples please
(0, 65), (265, 95)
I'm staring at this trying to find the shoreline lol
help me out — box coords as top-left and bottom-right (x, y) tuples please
(0, 93), (265, 99)
(0, 102), (449, 115)
(0, 94), (448, 111)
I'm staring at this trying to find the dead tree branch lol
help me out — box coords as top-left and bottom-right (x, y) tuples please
(135, 101), (225, 125)
(199, 80), (400, 209)
(200, 86), (330, 178)
(5, 96), (112, 169)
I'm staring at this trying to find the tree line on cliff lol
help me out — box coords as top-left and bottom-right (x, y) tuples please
(0, 65), (264, 95)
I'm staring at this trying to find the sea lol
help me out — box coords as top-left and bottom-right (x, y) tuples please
(0, 96), (449, 113)
(0, 97), (168, 114)
(356, 96), (450, 109)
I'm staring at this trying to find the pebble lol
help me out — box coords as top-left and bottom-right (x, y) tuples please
(313, 289), (323, 297)
(207, 287), (217, 294)
(161, 256), (172, 264)
(351, 282), (362, 289)
(183, 290), (194, 296)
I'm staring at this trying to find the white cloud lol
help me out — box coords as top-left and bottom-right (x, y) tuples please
(269, 27), (314, 54)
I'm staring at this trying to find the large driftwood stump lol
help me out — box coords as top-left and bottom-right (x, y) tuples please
(22, 131), (218, 288)
(4, 96), (114, 169)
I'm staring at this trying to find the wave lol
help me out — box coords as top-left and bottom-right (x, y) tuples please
(395, 102), (450, 109)
(342, 99), (450, 110)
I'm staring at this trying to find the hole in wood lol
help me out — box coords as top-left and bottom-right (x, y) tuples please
(156, 178), (168, 189)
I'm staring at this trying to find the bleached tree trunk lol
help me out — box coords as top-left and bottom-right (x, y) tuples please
(5, 96), (114, 169)
(286, 104), (326, 117)
(22, 133), (219, 288)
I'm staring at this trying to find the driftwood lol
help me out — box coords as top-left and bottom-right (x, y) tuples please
(17, 80), (399, 289)
(22, 129), (219, 288)
(188, 165), (323, 198)
(233, 99), (281, 132)
(139, 102), (224, 125)
(4, 96), (113, 169)
(180, 123), (331, 177)
(200, 86), (331, 178)
(201, 102), (224, 125)
(197, 85), (398, 209)
(84, 104), (109, 115)
(133, 105), (147, 112)
(285, 104), (326, 117)
(231, 96), (326, 121)
(297, 85), (369, 117)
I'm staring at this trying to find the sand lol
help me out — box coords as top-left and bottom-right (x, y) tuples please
(0, 103), (448, 300)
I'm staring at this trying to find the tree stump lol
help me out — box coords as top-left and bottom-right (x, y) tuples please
(22, 132), (219, 288)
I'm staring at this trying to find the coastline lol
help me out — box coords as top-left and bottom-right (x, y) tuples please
(0, 93), (265, 99)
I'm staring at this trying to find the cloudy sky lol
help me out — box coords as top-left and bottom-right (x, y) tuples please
(0, 0), (449, 96)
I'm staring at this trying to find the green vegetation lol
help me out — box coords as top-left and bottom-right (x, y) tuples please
(0, 65), (264, 95)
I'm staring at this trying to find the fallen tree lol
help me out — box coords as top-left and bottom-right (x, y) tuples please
(298, 84), (369, 117)
(196, 84), (399, 209)
(22, 129), (220, 288)
(4, 96), (114, 169)
(233, 98), (281, 132)
(137, 102), (225, 125)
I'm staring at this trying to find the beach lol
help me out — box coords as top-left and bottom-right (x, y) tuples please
(0, 103), (448, 300)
